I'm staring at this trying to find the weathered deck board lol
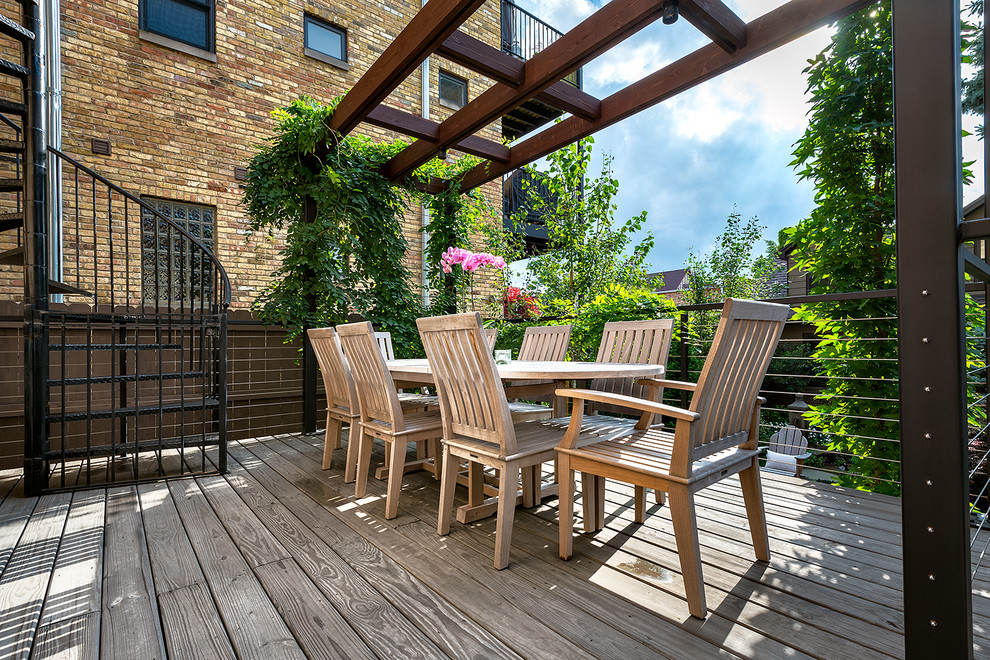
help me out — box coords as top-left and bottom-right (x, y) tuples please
(100, 487), (166, 660)
(166, 478), (305, 660)
(1, 431), (988, 659)
(33, 489), (105, 660)
(231, 438), (517, 659)
(0, 492), (71, 660)
(279, 432), (739, 659)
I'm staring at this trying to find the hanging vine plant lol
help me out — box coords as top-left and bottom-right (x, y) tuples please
(413, 155), (509, 314)
(243, 96), (421, 350)
(243, 96), (513, 354)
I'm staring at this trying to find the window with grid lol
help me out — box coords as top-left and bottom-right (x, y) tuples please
(141, 197), (217, 303)
(140, 0), (214, 52)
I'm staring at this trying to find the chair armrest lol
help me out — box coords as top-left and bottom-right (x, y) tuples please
(555, 388), (700, 422)
(637, 378), (697, 392)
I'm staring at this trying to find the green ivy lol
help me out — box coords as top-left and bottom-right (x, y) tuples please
(243, 97), (422, 354)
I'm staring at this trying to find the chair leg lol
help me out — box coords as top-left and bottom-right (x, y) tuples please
(343, 420), (361, 483)
(558, 454), (575, 560)
(634, 486), (646, 523)
(655, 488), (666, 506)
(580, 472), (595, 532)
(739, 459), (771, 561)
(495, 463), (520, 570)
(521, 465), (536, 508)
(437, 446), (458, 535)
(323, 416), (342, 470)
(384, 437), (407, 519)
(668, 484), (707, 619)
(353, 431), (374, 499)
(594, 475), (605, 531)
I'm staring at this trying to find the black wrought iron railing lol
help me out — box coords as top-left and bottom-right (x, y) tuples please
(27, 147), (231, 492)
(500, 0), (581, 89)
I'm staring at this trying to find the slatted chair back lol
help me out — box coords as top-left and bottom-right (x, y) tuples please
(375, 331), (396, 360)
(518, 325), (571, 361)
(417, 312), (517, 457)
(589, 319), (674, 415)
(308, 327), (358, 413)
(676, 298), (790, 472)
(484, 327), (497, 350)
(337, 321), (405, 432)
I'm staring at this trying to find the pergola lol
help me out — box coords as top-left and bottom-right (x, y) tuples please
(318, 0), (975, 656)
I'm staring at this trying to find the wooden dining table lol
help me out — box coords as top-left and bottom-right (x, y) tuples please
(387, 358), (666, 417)
(387, 359), (667, 522)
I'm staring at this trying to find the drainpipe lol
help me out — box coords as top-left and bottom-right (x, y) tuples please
(420, 0), (430, 308)
(44, 0), (61, 295)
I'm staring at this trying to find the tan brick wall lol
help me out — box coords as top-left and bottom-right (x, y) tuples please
(47, 0), (505, 310)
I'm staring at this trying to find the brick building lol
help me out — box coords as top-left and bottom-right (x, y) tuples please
(26, 0), (512, 309)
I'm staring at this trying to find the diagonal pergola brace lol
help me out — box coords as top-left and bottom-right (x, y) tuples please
(382, 0), (668, 181)
(681, 0), (747, 53)
(456, 0), (872, 192)
(438, 29), (601, 122)
(329, 0), (488, 136)
(365, 105), (510, 162)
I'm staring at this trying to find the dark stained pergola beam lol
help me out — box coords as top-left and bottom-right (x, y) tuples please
(437, 30), (524, 87)
(438, 30), (601, 121)
(365, 105), (510, 162)
(458, 0), (871, 191)
(329, 0), (487, 136)
(680, 0), (747, 53)
(383, 0), (667, 181)
(535, 84), (601, 122)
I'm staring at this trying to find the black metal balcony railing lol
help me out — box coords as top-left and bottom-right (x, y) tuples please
(500, 0), (581, 89)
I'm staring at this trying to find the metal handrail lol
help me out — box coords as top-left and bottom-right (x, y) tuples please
(47, 146), (232, 310)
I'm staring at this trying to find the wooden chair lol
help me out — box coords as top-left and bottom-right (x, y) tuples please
(337, 321), (444, 519)
(309, 326), (437, 481)
(375, 331), (396, 360)
(587, 318), (675, 418)
(484, 327), (497, 349)
(501, 324), (573, 422)
(307, 327), (361, 473)
(375, 329), (438, 408)
(417, 312), (599, 569)
(555, 299), (790, 618)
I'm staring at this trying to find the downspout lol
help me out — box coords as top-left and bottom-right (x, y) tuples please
(420, 0), (430, 308)
(44, 0), (61, 293)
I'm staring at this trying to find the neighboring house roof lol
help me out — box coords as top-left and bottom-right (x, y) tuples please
(649, 268), (690, 293)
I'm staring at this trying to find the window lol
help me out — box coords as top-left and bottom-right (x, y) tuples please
(141, 197), (217, 302)
(304, 15), (348, 68)
(438, 71), (468, 109)
(140, 0), (214, 55)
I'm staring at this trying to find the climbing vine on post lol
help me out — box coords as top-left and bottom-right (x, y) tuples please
(243, 97), (422, 352)
(414, 156), (509, 315)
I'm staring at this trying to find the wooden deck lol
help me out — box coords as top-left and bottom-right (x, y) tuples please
(1, 431), (987, 659)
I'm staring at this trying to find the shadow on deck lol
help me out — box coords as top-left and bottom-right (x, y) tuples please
(0, 432), (986, 659)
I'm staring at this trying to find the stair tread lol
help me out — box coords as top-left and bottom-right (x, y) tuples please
(49, 371), (208, 386)
(47, 279), (92, 297)
(0, 13), (34, 42)
(0, 98), (27, 116)
(0, 245), (22, 264)
(0, 56), (29, 79)
(0, 138), (24, 152)
(49, 343), (184, 351)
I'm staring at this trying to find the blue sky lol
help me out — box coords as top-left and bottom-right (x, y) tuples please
(513, 0), (984, 273)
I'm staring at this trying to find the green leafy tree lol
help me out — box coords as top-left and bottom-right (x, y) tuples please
(684, 211), (783, 308)
(963, 0), (984, 135)
(519, 138), (655, 314)
(784, 2), (900, 494)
